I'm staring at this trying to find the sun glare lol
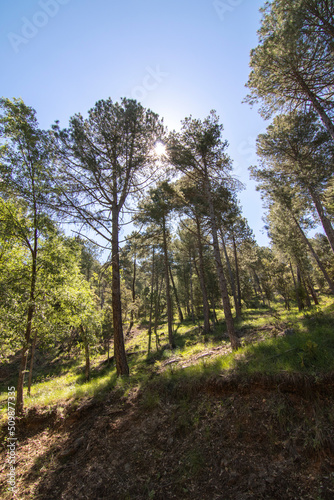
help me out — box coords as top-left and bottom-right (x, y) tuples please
(154, 141), (166, 157)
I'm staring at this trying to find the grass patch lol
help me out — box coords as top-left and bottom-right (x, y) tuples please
(1, 299), (333, 417)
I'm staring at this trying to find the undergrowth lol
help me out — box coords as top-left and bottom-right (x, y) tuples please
(1, 298), (334, 417)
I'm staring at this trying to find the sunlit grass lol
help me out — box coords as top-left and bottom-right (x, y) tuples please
(24, 365), (118, 409)
(1, 298), (333, 416)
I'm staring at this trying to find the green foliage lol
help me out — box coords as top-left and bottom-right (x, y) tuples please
(245, 1), (334, 125)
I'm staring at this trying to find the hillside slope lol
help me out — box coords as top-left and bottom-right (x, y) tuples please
(1, 303), (334, 499)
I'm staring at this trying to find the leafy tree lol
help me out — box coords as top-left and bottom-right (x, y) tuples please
(255, 111), (334, 253)
(251, 139), (334, 294)
(245, 0), (334, 139)
(176, 176), (212, 332)
(266, 201), (320, 309)
(136, 181), (178, 348)
(0, 98), (57, 412)
(0, 199), (29, 360)
(54, 98), (164, 375)
(168, 112), (240, 349)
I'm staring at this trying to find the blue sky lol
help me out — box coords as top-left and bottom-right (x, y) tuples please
(1, 0), (269, 247)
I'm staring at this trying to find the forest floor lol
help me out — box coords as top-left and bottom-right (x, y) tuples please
(1, 300), (334, 499)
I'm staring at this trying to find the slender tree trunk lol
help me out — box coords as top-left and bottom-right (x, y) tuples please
(195, 232), (211, 332)
(112, 208), (129, 376)
(128, 254), (137, 334)
(16, 229), (38, 414)
(232, 232), (242, 310)
(85, 343), (90, 381)
(307, 278), (319, 305)
(81, 326), (90, 381)
(252, 278), (259, 301)
(162, 218), (175, 349)
(211, 296), (218, 327)
(154, 275), (163, 350)
(292, 214), (334, 294)
(169, 264), (183, 322)
(205, 178), (240, 350)
(296, 265), (305, 311)
(309, 188), (334, 254)
(219, 228), (241, 318)
(297, 74), (334, 140)
(253, 270), (266, 306)
(193, 218), (211, 332)
(16, 347), (29, 414)
(162, 216), (175, 348)
(301, 274), (312, 308)
(283, 294), (290, 310)
(289, 261), (302, 311)
(189, 255), (195, 323)
(183, 263), (191, 317)
(27, 328), (38, 397)
(148, 246), (155, 354)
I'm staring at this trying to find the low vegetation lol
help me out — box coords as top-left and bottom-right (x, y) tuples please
(1, 300), (334, 499)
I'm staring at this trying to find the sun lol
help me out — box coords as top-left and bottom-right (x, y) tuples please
(154, 141), (166, 157)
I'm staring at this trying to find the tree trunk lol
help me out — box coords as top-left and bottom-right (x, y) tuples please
(189, 254), (195, 323)
(154, 275), (164, 350)
(301, 274), (312, 308)
(85, 342), (90, 381)
(297, 74), (334, 140)
(284, 295), (290, 310)
(307, 278), (319, 305)
(309, 188), (334, 254)
(128, 254), (137, 334)
(219, 228), (241, 318)
(231, 232), (242, 310)
(211, 296), (218, 327)
(296, 265), (305, 311)
(253, 270), (266, 306)
(81, 326), (90, 381)
(169, 264), (183, 322)
(312, 99), (334, 140)
(16, 229), (38, 414)
(292, 214), (334, 294)
(289, 260), (302, 311)
(194, 218), (211, 332)
(205, 178), (240, 350)
(148, 246), (155, 354)
(162, 217), (175, 348)
(27, 328), (38, 397)
(112, 208), (129, 376)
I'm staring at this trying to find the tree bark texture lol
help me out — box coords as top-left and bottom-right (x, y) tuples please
(309, 189), (334, 254)
(189, 255), (195, 323)
(205, 178), (240, 350)
(128, 254), (137, 334)
(112, 208), (129, 376)
(27, 328), (38, 397)
(162, 216), (175, 348)
(16, 229), (38, 413)
(194, 216), (211, 333)
(169, 264), (184, 322)
(219, 229), (241, 318)
(148, 246), (155, 354)
(292, 214), (334, 294)
(232, 232), (242, 310)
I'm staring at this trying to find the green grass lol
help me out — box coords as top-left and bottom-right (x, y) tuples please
(1, 298), (334, 418)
